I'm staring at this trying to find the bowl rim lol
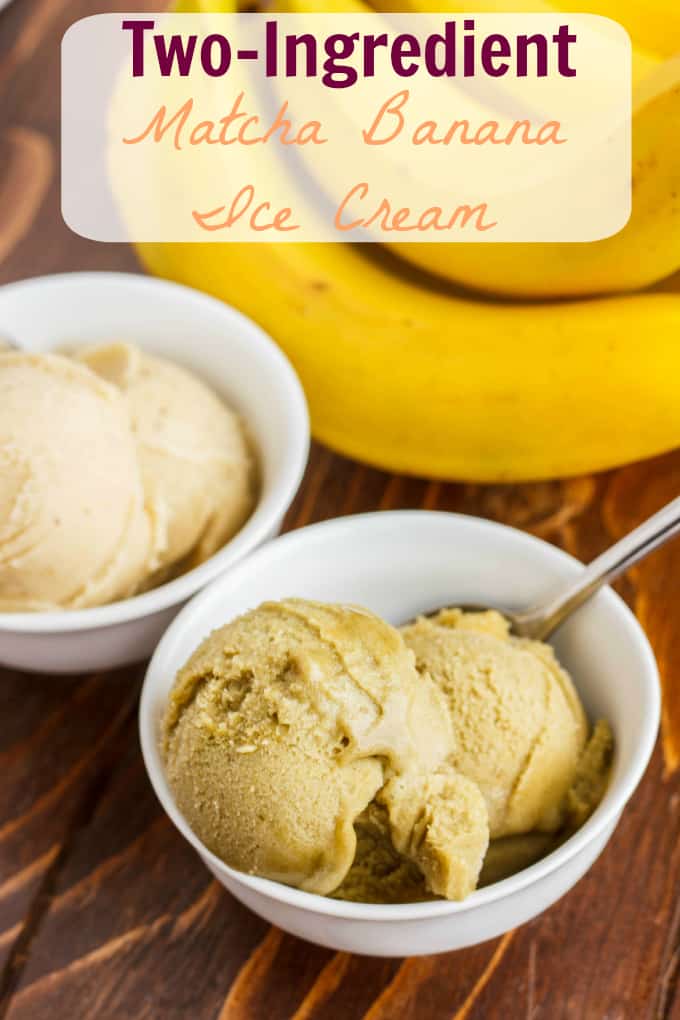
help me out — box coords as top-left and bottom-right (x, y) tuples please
(0, 271), (310, 633)
(140, 509), (661, 922)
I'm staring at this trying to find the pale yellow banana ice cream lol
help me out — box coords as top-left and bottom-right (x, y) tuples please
(401, 609), (590, 839)
(0, 352), (152, 611)
(0, 343), (254, 611)
(162, 599), (490, 900)
(79, 342), (254, 585)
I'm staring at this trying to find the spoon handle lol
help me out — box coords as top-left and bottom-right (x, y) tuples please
(514, 494), (680, 640)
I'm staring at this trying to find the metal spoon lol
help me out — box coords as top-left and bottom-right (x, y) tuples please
(433, 494), (680, 641)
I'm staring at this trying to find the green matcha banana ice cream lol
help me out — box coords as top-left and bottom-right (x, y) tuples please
(162, 599), (490, 899)
(163, 600), (612, 903)
(401, 609), (590, 838)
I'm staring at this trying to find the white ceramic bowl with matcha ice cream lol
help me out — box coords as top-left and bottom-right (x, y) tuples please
(140, 510), (660, 956)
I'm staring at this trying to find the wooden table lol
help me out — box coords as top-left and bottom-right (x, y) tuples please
(2, 2), (680, 1016)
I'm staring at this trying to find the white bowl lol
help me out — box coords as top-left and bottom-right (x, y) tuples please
(140, 510), (660, 957)
(0, 272), (309, 674)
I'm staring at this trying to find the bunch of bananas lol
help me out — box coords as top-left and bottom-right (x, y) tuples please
(141, 0), (680, 481)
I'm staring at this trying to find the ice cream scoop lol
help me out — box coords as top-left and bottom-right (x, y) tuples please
(401, 609), (589, 838)
(332, 802), (431, 905)
(333, 809), (558, 903)
(78, 342), (255, 585)
(0, 352), (153, 610)
(0, 342), (255, 612)
(162, 599), (490, 900)
(334, 720), (613, 901)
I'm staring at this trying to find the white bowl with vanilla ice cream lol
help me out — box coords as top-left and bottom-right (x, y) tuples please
(0, 272), (309, 673)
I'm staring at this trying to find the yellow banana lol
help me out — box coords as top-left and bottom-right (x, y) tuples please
(367, 0), (663, 81)
(654, 270), (680, 293)
(273, 0), (660, 82)
(274, 0), (366, 9)
(553, 1), (680, 60)
(265, 0), (679, 300)
(146, 0), (680, 482)
(139, 237), (680, 481)
(369, 0), (677, 66)
(174, 0), (235, 9)
(389, 57), (680, 298)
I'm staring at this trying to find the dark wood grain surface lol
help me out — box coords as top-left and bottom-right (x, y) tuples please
(1, 2), (679, 1017)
